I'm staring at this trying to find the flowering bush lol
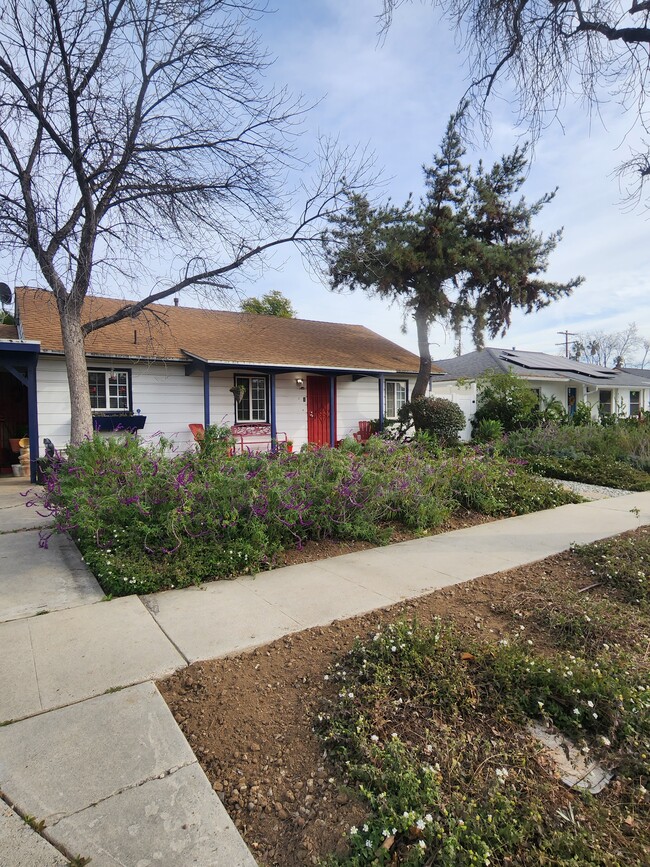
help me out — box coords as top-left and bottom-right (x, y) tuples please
(32, 432), (578, 596)
(317, 612), (650, 865)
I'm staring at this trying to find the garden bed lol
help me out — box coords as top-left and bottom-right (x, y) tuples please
(34, 432), (579, 596)
(160, 527), (650, 867)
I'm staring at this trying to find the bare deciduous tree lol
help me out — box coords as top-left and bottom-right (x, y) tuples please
(382, 0), (650, 205)
(570, 322), (649, 367)
(0, 0), (366, 440)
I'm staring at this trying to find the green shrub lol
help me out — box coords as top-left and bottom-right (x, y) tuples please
(570, 401), (594, 426)
(525, 453), (650, 490)
(539, 395), (567, 425)
(406, 397), (466, 445)
(504, 422), (650, 488)
(473, 369), (540, 433)
(472, 417), (504, 443)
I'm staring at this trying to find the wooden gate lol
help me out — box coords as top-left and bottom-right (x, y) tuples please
(307, 376), (331, 446)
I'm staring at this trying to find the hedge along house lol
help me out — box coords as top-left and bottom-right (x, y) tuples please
(9, 287), (434, 475)
(429, 347), (650, 424)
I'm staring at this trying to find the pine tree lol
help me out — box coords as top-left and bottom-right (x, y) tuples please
(324, 109), (582, 397)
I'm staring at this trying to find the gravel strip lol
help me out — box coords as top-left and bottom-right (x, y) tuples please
(546, 478), (634, 500)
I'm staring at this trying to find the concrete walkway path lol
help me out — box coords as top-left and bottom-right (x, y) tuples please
(1, 480), (649, 865)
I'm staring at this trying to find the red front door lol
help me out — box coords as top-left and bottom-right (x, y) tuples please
(307, 376), (331, 446)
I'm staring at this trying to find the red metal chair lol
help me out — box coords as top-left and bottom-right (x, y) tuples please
(353, 421), (373, 443)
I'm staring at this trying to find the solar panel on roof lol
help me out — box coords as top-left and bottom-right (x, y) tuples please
(499, 350), (615, 380)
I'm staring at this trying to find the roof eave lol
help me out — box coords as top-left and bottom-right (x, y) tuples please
(182, 350), (420, 376)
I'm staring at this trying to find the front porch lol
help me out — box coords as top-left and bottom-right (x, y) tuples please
(183, 354), (399, 449)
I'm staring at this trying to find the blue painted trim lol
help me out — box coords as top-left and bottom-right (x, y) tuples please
(0, 346), (40, 481)
(0, 341), (40, 355)
(269, 373), (277, 447)
(378, 374), (385, 432)
(27, 363), (39, 483)
(203, 367), (211, 427)
(329, 375), (336, 446)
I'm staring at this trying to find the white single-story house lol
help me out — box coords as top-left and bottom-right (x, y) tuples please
(430, 347), (650, 429)
(1, 288), (443, 479)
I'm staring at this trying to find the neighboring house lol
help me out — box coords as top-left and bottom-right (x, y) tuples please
(430, 347), (650, 429)
(0, 288), (440, 479)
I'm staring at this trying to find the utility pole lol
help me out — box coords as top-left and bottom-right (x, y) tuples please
(556, 330), (578, 358)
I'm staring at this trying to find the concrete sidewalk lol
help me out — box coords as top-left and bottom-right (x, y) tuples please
(1, 482), (649, 865)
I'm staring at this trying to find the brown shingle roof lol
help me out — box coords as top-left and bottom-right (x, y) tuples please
(16, 287), (428, 374)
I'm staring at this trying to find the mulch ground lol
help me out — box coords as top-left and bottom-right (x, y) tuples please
(158, 517), (633, 867)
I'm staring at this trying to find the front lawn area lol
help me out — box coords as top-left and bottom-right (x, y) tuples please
(34, 431), (579, 596)
(160, 527), (650, 867)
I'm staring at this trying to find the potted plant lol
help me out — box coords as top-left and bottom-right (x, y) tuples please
(8, 427), (27, 454)
(286, 439), (293, 454)
(229, 383), (247, 402)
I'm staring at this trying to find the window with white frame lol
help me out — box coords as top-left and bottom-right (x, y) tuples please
(630, 390), (641, 416)
(234, 375), (268, 422)
(385, 380), (408, 419)
(88, 369), (131, 411)
(599, 389), (612, 416)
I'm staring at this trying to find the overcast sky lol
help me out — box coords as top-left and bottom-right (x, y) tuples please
(5, 1), (648, 362)
(245, 0), (649, 362)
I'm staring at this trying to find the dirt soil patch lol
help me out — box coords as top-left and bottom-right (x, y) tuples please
(274, 509), (494, 567)
(158, 524), (645, 867)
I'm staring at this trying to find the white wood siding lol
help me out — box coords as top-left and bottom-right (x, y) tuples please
(37, 360), (421, 452)
(336, 375), (380, 441)
(35, 356), (74, 447)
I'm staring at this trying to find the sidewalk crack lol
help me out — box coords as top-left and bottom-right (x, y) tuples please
(26, 619), (44, 711)
(46, 760), (197, 827)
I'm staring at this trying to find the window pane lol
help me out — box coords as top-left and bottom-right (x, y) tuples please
(395, 382), (407, 412)
(235, 377), (250, 421)
(385, 381), (407, 418)
(89, 370), (130, 411)
(251, 378), (266, 421)
(88, 372), (106, 409)
(108, 372), (129, 409)
(630, 391), (640, 416)
(385, 382), (396, 418)
(599, 390), (612, 415)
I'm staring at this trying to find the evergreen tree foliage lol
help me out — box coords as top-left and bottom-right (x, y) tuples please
(324, 108), (582, 397)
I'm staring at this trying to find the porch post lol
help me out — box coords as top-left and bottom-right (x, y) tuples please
(203, 366), (211, 428)
(329, 375), (336, 446)
(27, 361), (39, 483)
(269, 373), (277, 447)
(378, 374), (385, 432)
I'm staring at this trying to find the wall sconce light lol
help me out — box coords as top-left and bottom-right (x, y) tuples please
(295, 378), (305, 389)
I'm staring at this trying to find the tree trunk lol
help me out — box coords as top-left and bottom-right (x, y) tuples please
(60, 308), (93, 443)
(412, 305), (432, 399)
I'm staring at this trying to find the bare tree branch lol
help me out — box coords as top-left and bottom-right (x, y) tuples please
(383, 0), (650, 205)
(0, 0), (372, 439)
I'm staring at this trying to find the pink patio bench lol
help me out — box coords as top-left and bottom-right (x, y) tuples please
(230, 424), (287, 454)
